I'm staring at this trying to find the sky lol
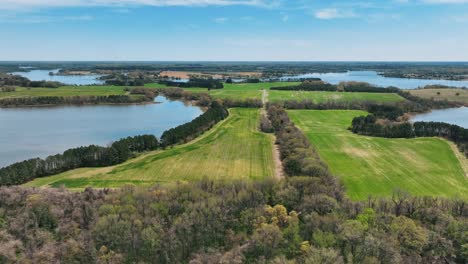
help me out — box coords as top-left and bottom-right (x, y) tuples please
(0, 0), (468, 61)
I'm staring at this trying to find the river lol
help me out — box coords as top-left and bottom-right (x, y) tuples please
(0, 96), (202, 168)
(11, 69), (104, 85)
(280, 71), (468, 89)
(411, 107), (468, 129)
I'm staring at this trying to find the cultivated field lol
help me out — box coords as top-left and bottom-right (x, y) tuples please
(24, 108), (276, 189)
(146, 82), (301, 100)
(269, 90), (405, 103)
(288, 110), (468, 200)
(0, 86), (129, 98)
(409, 88), (468, 105)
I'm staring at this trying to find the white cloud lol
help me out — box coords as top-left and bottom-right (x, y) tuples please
(314, 8), (356, 20)
(0, 0), (279, 10)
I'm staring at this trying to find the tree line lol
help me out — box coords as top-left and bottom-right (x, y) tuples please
(350, 115), (468, 157)
(159, 78), (224, 89)
(267, 103), (334, 180)
(0, 135), (159, 186)
(271, 80), (336, 91)
(222, 98), (263, 108)
(160, 101), (229, 146)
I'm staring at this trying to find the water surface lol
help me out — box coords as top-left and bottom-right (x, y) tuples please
(412, 107), (468, 128)
(280, 71), (468, 89)
(12, 69), (104, 85)
(0, 96), (202, 167)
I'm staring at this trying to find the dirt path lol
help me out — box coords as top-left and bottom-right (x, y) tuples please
(448, 142), (468, 178)
(261, 89), (284, 180)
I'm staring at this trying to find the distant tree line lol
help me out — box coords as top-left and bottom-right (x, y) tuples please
(160, 101), (228, 146)
(101, 73), (150, 86)
(159, 78), (224, 89)
(222, 98), (263, 108)
(1, 86), (15, 92)
(0, 95), (152, 107)
(271, 80), (336, 91)
(267, 103), (334, 179)
(125, 87), (158, 99)
(157, 87), (212, 107)
(0, 135), (159, 186)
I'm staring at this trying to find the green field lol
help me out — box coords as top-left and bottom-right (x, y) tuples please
(269, 90), (405, 103)
(288, 110), (468, 200)
(24, 108), (275, 189)
(147, 82), (301, 100)
(0, 86), (129, 98)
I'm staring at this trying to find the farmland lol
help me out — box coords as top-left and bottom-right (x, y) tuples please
(147, 82), (301, 100)
(288, 109), (468, 200)
(409, 88), (468, 105)
(0, 86), (129, 98)
(269, 90), (405, 103)
(24, 108), (276, 189)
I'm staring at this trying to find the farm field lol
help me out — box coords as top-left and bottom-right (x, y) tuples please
(409, 88), (468, 105)
(24, 108), (276, 189)
(0, 86), (129, 98)
(269, 90), (405, 103)
(146, 82), (301, 100)
(288, 110), (468, 200)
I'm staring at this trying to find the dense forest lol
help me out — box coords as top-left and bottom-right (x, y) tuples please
(0, 178), (466, 263)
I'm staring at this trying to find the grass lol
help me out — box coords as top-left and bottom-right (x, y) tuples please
(24, 108), (276, 189)
(287, 110), (468, 200)
(0, 86), (129, 98)
(269, 90), (405, 103)
(147, 82), (301, 100)
(409, 88), (468, 105)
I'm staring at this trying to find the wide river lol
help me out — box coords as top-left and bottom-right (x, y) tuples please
(12, 69), (104, 85)
(281, 71), (468, 89)
(412, 107), (468, 129)
(0, 96), (202, 168)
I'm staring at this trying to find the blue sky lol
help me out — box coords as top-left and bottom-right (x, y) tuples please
(1, 0), (468, 61)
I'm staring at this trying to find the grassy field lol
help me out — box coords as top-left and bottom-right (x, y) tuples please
(146, 82), (301, 100)
(409, 88), (468, 105)
(288, 110), (468, 200)
(24, 108), (276, 189)
(269, 90), (405, 103)
(0, 86), (129, 98)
